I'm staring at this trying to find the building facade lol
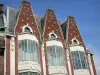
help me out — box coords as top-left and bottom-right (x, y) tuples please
(0, 1), (97, 75)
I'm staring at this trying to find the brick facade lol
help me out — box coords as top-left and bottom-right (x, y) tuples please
(0, 1), (97, 75)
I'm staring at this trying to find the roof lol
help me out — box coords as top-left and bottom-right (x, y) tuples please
(0, 4), (68, 41)
(61, 20), (68, 40)
(6, 7), (19, 34)
(6, 6), (65, 36)
(34, 14), (43, 36)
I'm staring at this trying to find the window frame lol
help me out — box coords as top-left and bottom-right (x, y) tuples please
(18, 34), (40, 64)
(18, 39), (39, 63)
(71, 37), (79, 45)
(49, 31), (58, 40)
(22, 25), (33, 33)
(47, 45), (65, 66)
(71, 51), (87, 69)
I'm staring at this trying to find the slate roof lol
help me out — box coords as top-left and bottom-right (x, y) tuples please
(61, 20), (68, 40)
(6, 7), (19, 34)
(34, 14), (43, 36)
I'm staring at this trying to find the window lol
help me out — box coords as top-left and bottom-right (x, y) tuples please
(24, 27), (31, 33)
(22, 25), (33, 33)
(19, 72), (40, 75)
(73, 40), (78, 44)
(49, 32), (58, 40)
(71, 51), (87, 69)
(71, 38), (79, 45)
(18, 39), (39, 63)
(47, 46), (65, 66)
(51, 34), (56, 39)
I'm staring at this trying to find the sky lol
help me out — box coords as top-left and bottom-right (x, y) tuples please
(0, 0), (100, 74)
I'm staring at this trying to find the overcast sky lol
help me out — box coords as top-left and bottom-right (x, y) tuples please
(0, 0), (100, 74)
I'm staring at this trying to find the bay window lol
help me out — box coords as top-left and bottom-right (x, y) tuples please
(47, 45), (65, 66)
(18, 39), (39, 63)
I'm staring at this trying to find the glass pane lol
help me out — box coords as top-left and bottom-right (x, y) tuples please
(51, 34), (56, 39)
(24, 27), (30, 32)
(47, 46), (65, 66)
(71, 51), (87, 69)
(18, 39), (39, 62)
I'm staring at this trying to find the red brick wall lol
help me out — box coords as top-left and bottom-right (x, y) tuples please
(6, 37), (10, 75)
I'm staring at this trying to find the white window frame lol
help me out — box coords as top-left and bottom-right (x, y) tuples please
(47, 45), (65, 66)
(71, 37), (79, 45)
(71, 51), (87, 69)
(22, 24), (33, 33)
(48, 31), (58, 39)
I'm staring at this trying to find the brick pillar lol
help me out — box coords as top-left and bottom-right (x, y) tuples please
(6, 37), (10, 75)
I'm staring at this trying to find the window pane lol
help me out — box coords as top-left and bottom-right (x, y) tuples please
(24, 27), (31, 33)
(51, 34), (56, 39)
(71, 51), (87, 69)
(47, 45), (65, 66)
(18, 39), (39, 63)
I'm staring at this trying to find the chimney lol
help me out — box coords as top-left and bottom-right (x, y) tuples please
(0, 4), (4, 13)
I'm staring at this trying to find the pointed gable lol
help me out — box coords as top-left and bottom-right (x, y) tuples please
(43, 9), (64, 43)
(67, 16), (85, 47)
(6, 7), (19, 34)
(15, 1), (40, 40)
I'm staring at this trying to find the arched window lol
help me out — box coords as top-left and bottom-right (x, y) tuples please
(71, 38), (79, 45)
(19, 72), (40, 75)
(49, 32), (58, 40)
(47, 45), (65, 66)
(18, 39), (39, 63)
(51, 33), (56, 39)
(22, 25), (33, 33)
(24, 27), (31, 33)
(71, 51), (87, 69)
(73, 40), (78, 44)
